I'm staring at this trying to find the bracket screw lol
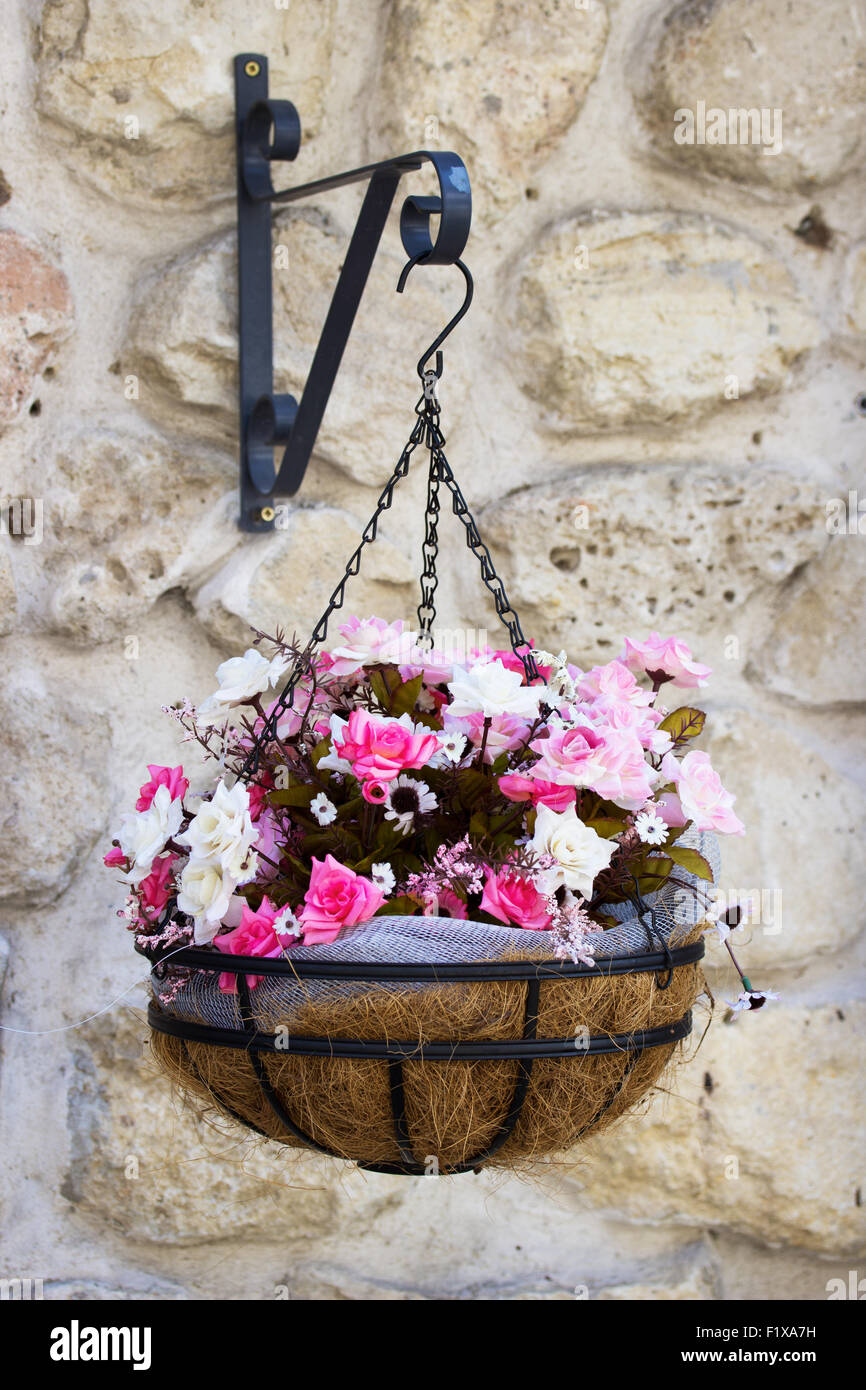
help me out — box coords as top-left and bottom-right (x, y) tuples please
(255, 505), (276, 523)
(244, 60), (261, 77)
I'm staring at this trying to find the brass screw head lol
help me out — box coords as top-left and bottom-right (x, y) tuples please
(244, 60), (261, 77)
(257, 505), (276, 523)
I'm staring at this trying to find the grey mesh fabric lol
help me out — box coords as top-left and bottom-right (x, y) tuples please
(152, 828), (718, 1032)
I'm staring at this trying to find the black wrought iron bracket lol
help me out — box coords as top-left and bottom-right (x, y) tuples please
(233, 53), (472, 531)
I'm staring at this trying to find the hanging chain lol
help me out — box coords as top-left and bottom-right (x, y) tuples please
(417, 373), (540, 686)
(416, 369), (442, 643)
(240, 365), (540, 779)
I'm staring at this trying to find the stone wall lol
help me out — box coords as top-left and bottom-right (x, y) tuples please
(0, 0), (864, 1301)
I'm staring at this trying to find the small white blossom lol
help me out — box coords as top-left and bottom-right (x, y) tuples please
(634, 809), (668, 847)
(310, 792), (338, 826)
(371, 862), (396, 895)
(534, 649), (577, 703)
(726, 989), (780, 1013)
(273, 904), (302, 938)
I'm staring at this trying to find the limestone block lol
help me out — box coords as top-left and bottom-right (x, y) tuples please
(0, 230), (73, 425)
(638, 0), (866, 192)
(701, 709), (865, 970)
(34, 0), (337, 204)
(0, 670), (110, 906)
(35, 431), (237, 644)
(125, 209), (463, 484)
(378, 0), (610, 216)
(514, 212), (819, 431)
(478, 463), (827, 661)
(565, 1002), (866, 1255)
(192, 503), (416, 651)
(64, 1007), (338, 1245)
(0, 538), (17, 634)
(751, 531), (866, 707)
(845, 245), (866, 336)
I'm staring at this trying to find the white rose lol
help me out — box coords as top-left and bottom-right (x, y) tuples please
(176, 859), (237, 943)
(447, 659), (548, 720)
(530, 803), (616, 898)
(118, 785), (182, 885)
(197, 648), (290, 721)
(177, 779), (258, 879)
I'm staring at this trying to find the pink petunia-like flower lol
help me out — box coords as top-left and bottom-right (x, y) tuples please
(104, 846), (127, 868)
(214, 896), (298, 993)
(422, 887), (468, 919)
(481, 867), (553, 931)
(593, 699), (672, 756)
(333, 709), (439, 788)
(135, 764), (189, 813)
(578, 660), (655, 709)
(661, 750), (744, 835)
(252, 808), (284, 881)
(299, 854), (385, 944)
(444, 709), (530, 762)
(326, 617), (416, 677)
(498, 773), (575, 813)
(621, 633), (711, 688)
(137, 853), (177, 922)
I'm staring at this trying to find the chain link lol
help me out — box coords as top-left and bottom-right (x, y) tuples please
(240, 373), (539, 778)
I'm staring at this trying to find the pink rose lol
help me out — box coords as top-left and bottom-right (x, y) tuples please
(138, 853), (177, 922)
(498, 774), (575, 813)
(135, 764), (189, 812)
(590, 728), (656, 812)
(300, 855), (385, 944)
(621, 633), (711, 688)
(530, 724), (606, 787)
(481, 867), (553, 931)
(214, 896), (298, 993)
(661, 750), (744, 835)
(334, 709), (438, 786)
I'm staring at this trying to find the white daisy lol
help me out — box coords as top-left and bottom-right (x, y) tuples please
(383, 776), (438, 834)
(429, 729), (468, 767)
(371, 862), (396, 896)
(634, 808), (668, 847)
(310, 792), (338, 826)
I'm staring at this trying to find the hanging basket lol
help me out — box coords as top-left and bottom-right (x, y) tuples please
(148, 831), (714, 1174)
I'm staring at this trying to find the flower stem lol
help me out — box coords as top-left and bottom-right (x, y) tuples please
(476, 716), (492, 770)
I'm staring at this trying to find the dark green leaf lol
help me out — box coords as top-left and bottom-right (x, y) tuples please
(666, 845), (714, 881)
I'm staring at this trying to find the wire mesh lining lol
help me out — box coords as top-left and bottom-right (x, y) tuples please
(152, 829), (718, 1033)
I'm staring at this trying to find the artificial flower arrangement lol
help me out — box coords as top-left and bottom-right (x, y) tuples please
(106, 618), (747, 988)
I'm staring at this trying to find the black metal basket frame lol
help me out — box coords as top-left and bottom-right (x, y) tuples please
(149, 938), (704, 1176)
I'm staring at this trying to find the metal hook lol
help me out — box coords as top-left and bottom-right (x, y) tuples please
(396, 255), (474, 381)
